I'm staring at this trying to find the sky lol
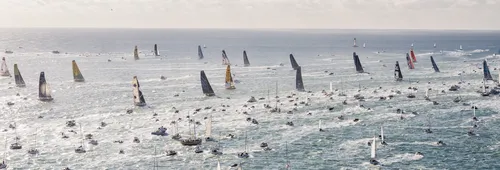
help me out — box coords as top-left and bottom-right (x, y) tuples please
(0, 0), (499, 30)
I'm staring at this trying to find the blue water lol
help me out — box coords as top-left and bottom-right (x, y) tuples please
(0, 28), (500, 169)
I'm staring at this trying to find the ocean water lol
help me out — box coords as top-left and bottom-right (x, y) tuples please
(0, 28), (500, 169)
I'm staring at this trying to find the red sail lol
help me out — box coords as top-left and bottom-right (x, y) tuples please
(410, 48), (417, 62)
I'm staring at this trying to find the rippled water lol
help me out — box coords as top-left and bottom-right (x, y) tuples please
(0, 28), (500, 169)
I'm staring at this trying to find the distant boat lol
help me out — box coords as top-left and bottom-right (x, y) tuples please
(329, 82), (333, 92)
(0, 137), (7, 169)
(13, 64), (25, 87)
(134, 46), (139, 60)
(0, 57), (11, 77)
(200, 71), (215, 96)
(482, 78), (490, 96)
(353, 38), (358, 47)
(222, 50), (230, 65)
(38, 72), (54, 101)
(363, 42), (366, 48)
(243, 51), (250, 67)
(406, 53), (415, 69)
(205, 114), (213, 141)
(369, 136), (379, 165)
(198, 45), (204, 59)
(285, 142), (291, 170)
(459, 45), (463, 51)
(430, 56), (440, 72)
(483, 59), (493, 80)
(225, 65), (236, 89)
(154, 44), (160, 56)
(74, 124), (86, 153)
(289, 54), (300, 70)
(410, 48), (417, 62)
(52, 51), (60, 54)
(4, 50), (13, 54)
(411, 43), (414, 48)
(352, 52), (364, 73)
(296, 66), (305, 92)
(132, 76), (146, 107)
(27, 129), (39, 155)
(237, 131), (249, 158)
(72, 60), (85, 82)
(433, 43), (437, 48)
(180, 116), (202, 146)
(394, 61), (403, 81)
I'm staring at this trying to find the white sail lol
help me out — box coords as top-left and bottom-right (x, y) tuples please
(425, 89), (429, 98)
(473, 103), (476, 117)
(380, 126), (384, 142)
(363, 43), (366, 48)
(411, 43), (414, 47)
(216, 160), (221, 170)
(45, 83), (52, 97)
(459, 45), (463, 50)
(371, 136), (377, 159)
(0, 57), (10, 76)
(329, 82), (333, 92)
(319, 120), (322, 130)
(353, 38), (358, 47)
(433, 43), (437, 48)
(206, 115), (212, 137)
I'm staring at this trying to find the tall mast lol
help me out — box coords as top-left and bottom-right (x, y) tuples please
(244, 131), (247, 152)
(80, 124), (84, 148)
(275, 81), (278, 109)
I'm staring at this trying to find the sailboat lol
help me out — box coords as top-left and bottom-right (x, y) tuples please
(363, 42), (366, 48)
(222, 50), (230, 65)
(339, 77), (346, 96)
(411, 43), (414, 48)
(72, 60), (85, 82)
(329, 82), (333, 92)
(430, 56), (440, 72)
(180, 117), (202, 146)
(434, 43), (437, 48)
(13, 64), (25, 87)
(200, 70), (216, 96)
(409, 48), (417, 62)
(289, 54), (300, 70)
(407, 79), (415, 98)
(38, 72), (54, 101)
(75, 124), (86, 153)
(198, 45), (204, 59)
(285, 142), (291, 170)
(472, 103), (478, 121)
(425, 88), (431, 101)
(205, 114), (214, 141)
(296, 66), (305, 92)
(154, 44), (160, 56)
(0, 57), (11, 77)
(10, 123), (21, 150)
(132, 76), (147, 106)
(225, 65), (236, 89)
(380, 126), (387, 145)
(270, 81), (280, 113)
(134, 46), (139, 60)
(483, 59), (493, 80)
(352, 52), (364, 73)
(216, 159), (221, 170)
(481, 78), (490, 96)
(394, 61), (403, 81)
(27, 129), (39, 155)
(353, 38), (358, 47)
(459, 45), (463, 51)
(237, 131), (249, 158)
(369, 136), (379, 165)
(318, 120), (324, 132)
(0, 137), (6, 169)
(406, 53), (415, 69)
(243, 51), (250, 67)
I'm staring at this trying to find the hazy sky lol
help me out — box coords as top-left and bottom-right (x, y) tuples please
(0, 0), (499, 29)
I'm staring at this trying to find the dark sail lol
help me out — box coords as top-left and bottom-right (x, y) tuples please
(394, 61), (403, 81)
(483, 60), (493, 80)
(198, 45), (204, 59)
(200, 71), (215, 96)
(289, 54), (299, 70)
(222, 50), (230, 65)
(296, 66), (305, 91)
(39, 72), (53, 101)
(13, 64), (25, 87)
(133, 76), (146, 106)
(353, 52), (364, 73)
(243, 51), (250, 67)
(430, 56), (440, 72)
(406, 53), (414, 69)
(154, 44), (159, 56)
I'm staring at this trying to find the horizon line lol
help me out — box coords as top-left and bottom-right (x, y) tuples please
(0, 27), (499, 32)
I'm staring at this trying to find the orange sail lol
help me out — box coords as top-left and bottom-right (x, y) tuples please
(225, 65), (235, 89)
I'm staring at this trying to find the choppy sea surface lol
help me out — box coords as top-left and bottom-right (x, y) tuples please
(1, 28), (500, 169)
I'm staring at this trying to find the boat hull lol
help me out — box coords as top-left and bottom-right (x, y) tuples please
(39, 97), (54, 102)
